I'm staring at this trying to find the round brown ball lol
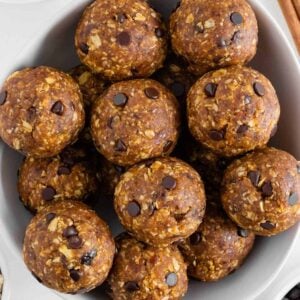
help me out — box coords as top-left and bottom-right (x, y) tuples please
(0, 66), (85, 158)
(170, 0), (258, 75)
(75, 0), (167, 81)
(18, 146), (98, 213)
(187, 66), (280, 157)
(179, 205), (255, 281)
(221, 147), (300, 236)
(23, 200), (115, 294)
(107, 235), (188, 299)
(114, 157), (206, 246)
(91, 79), (180, 166)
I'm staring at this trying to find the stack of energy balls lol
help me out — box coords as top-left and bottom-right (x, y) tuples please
(0, 0), (299, 298)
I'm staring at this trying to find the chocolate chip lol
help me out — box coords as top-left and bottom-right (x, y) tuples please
(42, 186), (56, 201)
(190, 232), (202, 245)
(124, 281), (140, 292)
(261, 181), (273, 197)
(57, 165), (71, 175)
(230, 12), (243, 25)
(217, 37), (228, 48)
(68, 235), (83, 249)
(171, 82), (185, 98)
(237, 124), (249, 134)
(253, 82), (265, 97)
(195, 24), (204, 33)
(248, 171), (260, 187)
(244, 95), (252, 104)
(145, 159), (154, 168)
(116, 13), (127, 23)
(163, 140), (173, 153)
(0, 91), (7, 105)
(144, 87), (159, 99)
(107, 116), (114, 129)
(237, 228), (249, 238)
(63, 225), (78, 238)
(51, 101), (64, 115)
(270, 125), (278, 137)
(46, 213), (56, 223)
(260, 221), (276, 230)
(81, 249), (97, 265)
(231, 30), (241, 42)
(113, 93), (128, 107)
(162, 176), (176, 190)
(209, 129), (224, 141)
(204, 83), (218, 97)
(79, 43), (89, 54)
(155, 28), (165, 38)
(27, 107), (36, 121)
(69, 269), (81, 282)
(288, 192), (298, 206)
(165, 272), (177, 287)
(127, 201), (141, 217)
(115, 139), (127, 152)
(117, 31), (131, 46)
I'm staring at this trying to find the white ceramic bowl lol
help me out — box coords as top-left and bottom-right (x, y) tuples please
(0, 1), (299, 299)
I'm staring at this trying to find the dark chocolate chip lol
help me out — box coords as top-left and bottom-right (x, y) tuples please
(145, 159), (154, 167)
(237, 124), (249, 134)
(204, 83), (218, 97)
(81, 249), (97, 265)
(113, 93), (128, 107)
(69, 269), (81, 282)
(116, 13), (127, 23)
(0, 91), (7, 105)
(260, 221), (276, 230)
(231, 30), (241, 42)
(237, 227), (249, 238)
(63, 225), (78, 238)
(165, 272), (177, 287)
(31, 272), (42, 283)
(230, 12), (243, 25)
(261, 181), (273, 197)
(68, 235), (83, 249)
(195, 24), (204, 33)
(51, 101), (64, 115)
(155, 28), (165, 38)
(174, 213), (186, 222)
(115, 139), (127, 152)
(162, 176), (177, 190)
(144, 87), (159, 99)
(46, 213), (56, 223)
(116, 31), (131, 46)
(248, 171), (260, 187)
(171, 82), (185, 97)
(190, 231), (202, 245)
(288, 192), (298, 206)
(209, 129), (224, 141)
(253, 82), (265, 97)
(107, 116), (114, 129)
(270, 125), (278, 137)
(79, 43), (89, 54)
(27, 107), (36, 121)
(127, 201), (141, 217)
(244, 95), (252, 104)
(217, 37), (228, 48)
(163, 140), (173, 153)
(124, 281), (140, 292)
(57, 165), (71, 175)
(41, 186), (56, 201)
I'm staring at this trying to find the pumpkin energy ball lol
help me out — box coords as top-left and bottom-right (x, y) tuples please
(187, 66), (280, 157)
(75, 0), (167, 81)
(170, 0), (258, 75)
(0, 66), (85, 158)
(179, 205), (255, 281)
(114, 157), (206, 246)
(18, 146), (98, 213)
(107, 235), (188, 299)
(23, 200), (115, 294)
(91, 79), (180, 166)
(221, 147), (300, 236)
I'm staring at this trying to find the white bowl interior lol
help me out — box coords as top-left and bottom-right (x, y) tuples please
(0, 1), (299, 299)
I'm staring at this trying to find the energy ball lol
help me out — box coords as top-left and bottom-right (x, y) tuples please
(0, 66), (85, 158)
(23, 200), (115, 294)
(69, 65), (107, 110)
(187, 66), (280, 157)
(179, 205), (255, 281)
(75, 0), (167, 81)
(114, 157), (206, 246)
(18, 146), (98, 213)
(221, 147), (300, 236)
(91, 79), (180, 166)
(107, 235), (188, 299)
(169, 0), (258, 75)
